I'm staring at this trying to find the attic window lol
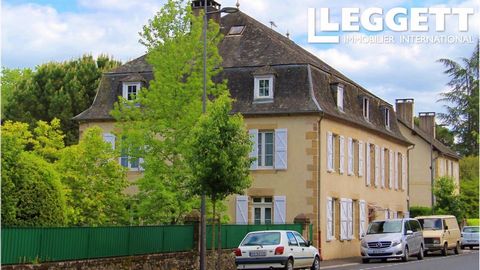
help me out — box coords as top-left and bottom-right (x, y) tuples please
(385, 108), (390, 129)
(122, 82), (141, 100)
(337, 85), (344, 111)
(362, 97), (370, 120)
(228, 25), (245, 35)
(254, 75), (274, 100)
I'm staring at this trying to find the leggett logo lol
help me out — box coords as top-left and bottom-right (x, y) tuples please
(308, 7), (475, 44)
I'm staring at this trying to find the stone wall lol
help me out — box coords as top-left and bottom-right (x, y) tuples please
(2, 250), (236, 270)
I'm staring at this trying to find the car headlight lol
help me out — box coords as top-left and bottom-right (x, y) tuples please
(361, 240), (368, 248)
(392, 240), (401, 247)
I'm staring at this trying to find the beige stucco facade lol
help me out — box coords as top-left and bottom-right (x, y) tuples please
(398, 123), (460, 208)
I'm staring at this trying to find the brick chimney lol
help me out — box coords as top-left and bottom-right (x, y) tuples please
(418, 112), (436, 139)
(191, 0), (221, 24)
(395, 99), (414, 128)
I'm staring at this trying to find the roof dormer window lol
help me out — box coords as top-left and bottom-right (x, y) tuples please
(228, 25), (245, 36)
(363, 97), (370, 120)
(337, 84), (344, 111)
(122, 82), (141, 100)
(385, 108), (390, 129)
(254, 75), (274, 101)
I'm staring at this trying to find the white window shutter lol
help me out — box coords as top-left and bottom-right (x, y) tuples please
(327, 132), (334, 172)
(365, 143), (371, 186)
(374, 145), (380, 187)
(273, 196), (286, 224)
(402, 154), (407, 191)
(249, 129), (258, 170)
(393, 211), (398, 219)
(347, 199), (353, 240)
(359, 200), (366, 239)
(394, 152), (399, 190)
(385, 209), (389, 220)
(347, 138), (353, 175)
(326, 197), (333, 241)
(340, 199), (347, 240)
(103, 133), (116, 149)
(381, 147), (385, 188)
(339, 136), (345, 174)
(274, 129), (287, 170)
(358, 141), (364, 177)
(389, 150), (394, 189)
(235, 196), (248, 224)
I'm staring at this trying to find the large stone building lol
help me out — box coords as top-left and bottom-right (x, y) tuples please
(74, 1), (412, 260)
(395, 99), (460, 209)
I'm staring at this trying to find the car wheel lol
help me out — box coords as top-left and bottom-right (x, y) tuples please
(285, 258), (293, 270)
(424, 250), (428, 257)
(310, 256), (320, 270)
(470, 246), (473, 250)
(362, 258), (369, 263)
(461, 245), (465, 250)
(441, 243), (448, 256)
(454, 242), (460, 254)
(402, 246), (409, 262)
(417, 245), (424, 260)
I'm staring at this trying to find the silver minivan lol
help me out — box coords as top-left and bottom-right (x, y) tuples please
(360, 218), (425, 263)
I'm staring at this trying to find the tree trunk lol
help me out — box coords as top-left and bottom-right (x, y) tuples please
(212, 201), (216, 252)
(216, 215), (222, 270)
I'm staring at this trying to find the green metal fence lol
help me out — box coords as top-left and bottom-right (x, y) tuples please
(1, 225), (194, 265)
(206, 223), (304, 249)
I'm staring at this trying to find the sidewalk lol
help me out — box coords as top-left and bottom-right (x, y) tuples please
(320, 256), (361, 269)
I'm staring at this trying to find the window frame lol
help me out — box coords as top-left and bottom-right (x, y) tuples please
(385, 108), (390, 129)
(253, 197), (273, 225)
(254, 75), (274, 100)
(362, 97), (370, 121)
(257, 130), (275, 169)
(337, 84), (344, 112)
(122, 82), (141, 100)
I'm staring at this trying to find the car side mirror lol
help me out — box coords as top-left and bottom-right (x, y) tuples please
(306, 240), (311, 247)
(406, 230), (413, 235)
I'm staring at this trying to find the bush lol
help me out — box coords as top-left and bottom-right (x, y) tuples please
(409, 206), (432, 218)
(467, 219), (479, 226)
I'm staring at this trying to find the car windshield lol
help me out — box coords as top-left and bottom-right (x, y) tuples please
(367, 220), (403, 234)
(463, 227), (480, 233)
(419, 218), (442, 230)
(241, 232), (281, 246)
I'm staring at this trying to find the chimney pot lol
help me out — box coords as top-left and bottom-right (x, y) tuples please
(418, 112), (436, 139)
(191, 0), (221, 23)
(395, 98), (414, 128)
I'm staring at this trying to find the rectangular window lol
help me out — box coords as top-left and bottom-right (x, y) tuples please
(358, 141), (364, 177)
(334, 134), (340, 173)
(337, 85), (344, 111)
(253, 197), (273, 224)
(258, 131), (274, 168)
(384, 148), (390, 189)
(254, 76), (274, 100)
(363, 97), (369, 120)
(347, 137), (354, 176)
(370, 144), (375, 186)
(397, 152), (402, 190)
(122, 82), (141, 100)
(385, 108), (390, 128)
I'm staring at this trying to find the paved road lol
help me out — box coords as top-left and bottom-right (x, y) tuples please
(321, 249), (479, 270)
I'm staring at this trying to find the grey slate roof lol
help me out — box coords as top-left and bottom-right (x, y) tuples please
(73, 10), (410, 145)
(397, 118), (460, 159)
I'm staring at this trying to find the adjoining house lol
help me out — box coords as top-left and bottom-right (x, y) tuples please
(395, 99), (460, 209)
(74, 0), (412, 260)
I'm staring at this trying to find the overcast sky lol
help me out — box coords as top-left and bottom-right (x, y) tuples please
(2, 0), (478, 119)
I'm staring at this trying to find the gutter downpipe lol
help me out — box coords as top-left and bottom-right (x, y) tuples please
(406, 144), (415, 214)
(307, 64), (324, 260)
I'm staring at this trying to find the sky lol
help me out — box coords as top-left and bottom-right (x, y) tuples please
(1, 0), (479, 119)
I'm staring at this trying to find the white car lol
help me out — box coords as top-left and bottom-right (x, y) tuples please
(461, 226), (479, 249)
(234, 230), (320, 270)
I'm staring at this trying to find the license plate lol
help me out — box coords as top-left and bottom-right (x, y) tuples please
(249, 250), (267, 257)
(370, 249), (386, 254)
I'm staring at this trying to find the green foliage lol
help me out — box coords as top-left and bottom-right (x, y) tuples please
(0, 67), (32, 118)
(112, 0), (227, 224)
(3, 55), (121, 145)
(467, 219), (479, 226)
(187, 94), (252, 202)
(459, 156), (479, 218)
(409, 206), (432, 218)
(433, 176), (465, 221)
(1, 121), (66, 226)
(56, 127), (130, 226)
(437, 43), (479, 156)
(435, 125), (455, 148)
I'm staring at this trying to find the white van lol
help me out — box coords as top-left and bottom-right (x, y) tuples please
(416, 215), (461, 256)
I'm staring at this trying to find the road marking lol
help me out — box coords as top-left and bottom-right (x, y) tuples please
(321, 263), (360, 269)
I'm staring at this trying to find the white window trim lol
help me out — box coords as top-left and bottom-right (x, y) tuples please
(119, 156), (143, 171)
(363, 97), (370, 121)
(254, 75), (274, 100)
(337, 85), (344, 112)
(122, 82), (141, 100)
(385, 108), (390, 129)
(326, 197), (334, 241)
(253, 197), (273, 225)
(257, 131), (274, 169)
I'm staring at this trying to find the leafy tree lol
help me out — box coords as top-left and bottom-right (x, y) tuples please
(188, 94), (252, 251)
(112, 0), (225, 224)
(0, 67), (32, 118)
(433, 176), (464, 221)
(459, 156), (479, 218)
(56, 127), (130, 226)
(1, 121), (66, 226)
(3, 55), (121, 145)
(437, 43), (479, 156)
(409, 206), (432, 218)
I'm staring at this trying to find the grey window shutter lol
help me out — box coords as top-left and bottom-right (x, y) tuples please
(235, 196), (248, 224)
(273, 196), (286, 224)
(103, 133), (116, 149)
(274, 129), (287, 170)
(249, 129), (258, 170)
